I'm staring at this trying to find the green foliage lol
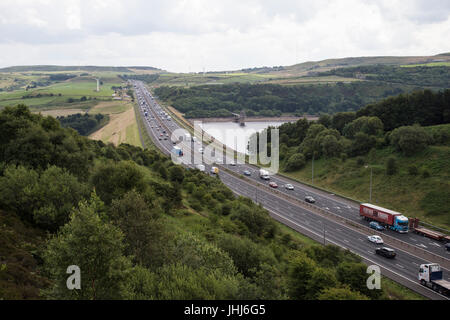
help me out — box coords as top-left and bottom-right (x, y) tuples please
(284, 153), (306, 172)
(152, 263), (241, 300)
(58, 113), (106, 136)
(0, 165), (88, 230)
(42, 194), (132, 299)
(109, 190), (167, 268)
(357, 89), (450, 131)
(317, 286), (369, 300)
(336, 261), (382, 300)
(90, 160), (148, 205)
(154, 81), (417, 118)
(320, 65), (450, 88)
(386, 157), (398, 176)
(390, 125), (430, 156)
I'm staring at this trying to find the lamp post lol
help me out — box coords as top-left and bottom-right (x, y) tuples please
(312, 152), (315, 184)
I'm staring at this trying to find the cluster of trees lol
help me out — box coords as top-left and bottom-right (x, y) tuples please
(258, 89), (450, 172)
(0, 104), (384, 300)
(356, 89), (450, 131)
(319, 65), (450, 88)
(58, 113), (107, 136)
(48, 74), (77, 81)
(154, 82), (414, 118)
(121, 74), (160, 83)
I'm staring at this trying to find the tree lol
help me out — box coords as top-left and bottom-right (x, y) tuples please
(284, 153), (306, 172)
(288, 253), (316, 300)
(42, 194), (132, 299)
(168, 165), (185, 183)
(336, 261), (382, 299)
(389, 125), (430, 156)
(110, 190), (166, 268)
(350, 132), (376, 156)
(90, 161), (147, 205)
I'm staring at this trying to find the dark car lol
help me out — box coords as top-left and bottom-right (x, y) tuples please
(305, 196), (316, 203)
(243, 170), (251, 176)
(446, 242), (450, 252)
(369, 221), (385, 231)
(375, 247), (396, 259)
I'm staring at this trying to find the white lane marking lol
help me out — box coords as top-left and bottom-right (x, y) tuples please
(416, 244), (428, 249)
(344, 239), (349, 243)
(367, 250), (374, 254)
(396, 264), (405, 269)
(334, 207), (341, 210)
(410, 238), (417, 242)
(429, 242), (441, 247)
(336, 228), (342, 232)
(359, 238), (364, 241)
(412, 262), (419, 266)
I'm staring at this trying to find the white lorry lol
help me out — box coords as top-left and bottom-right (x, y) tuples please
(259, 169), (270, 180)
(418, 263), (450, 297)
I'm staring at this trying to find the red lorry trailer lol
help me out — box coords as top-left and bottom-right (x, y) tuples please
(359, 203), (409, 233)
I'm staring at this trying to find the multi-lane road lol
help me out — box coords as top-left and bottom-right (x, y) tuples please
(132, 80), (449, 300)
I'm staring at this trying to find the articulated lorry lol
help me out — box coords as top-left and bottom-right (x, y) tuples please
(409, 218), (450, 244)
(359, 203), (409, 233)
(419, 263), (450, 297)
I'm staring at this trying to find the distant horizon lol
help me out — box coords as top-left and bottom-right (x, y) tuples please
(1, 52), (449, 74)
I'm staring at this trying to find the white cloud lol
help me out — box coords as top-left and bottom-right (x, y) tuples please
(0, 0), (448, 71)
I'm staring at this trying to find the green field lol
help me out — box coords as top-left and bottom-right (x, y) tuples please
(401, 62), (450, 68)
(0, 72), (129, 111)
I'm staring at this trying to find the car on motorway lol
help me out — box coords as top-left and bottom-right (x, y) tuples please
(285, 184), (294, 190)
(305, 196), (316, 203)
(229, 162), (236, 166)
(269, 182), (278, 188)
(198, 148), (204, 154)
(163, 137), (168, 140)
(243, 170), (251, 176)
(446, 242), (450, 251)
(375, 247), (396, 259)
(369, 221), (385, 231)
(368, 235), (384, 244)
(160, 133), (163, 137)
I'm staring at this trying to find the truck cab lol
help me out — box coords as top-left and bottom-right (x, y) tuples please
(393, 215), (409, 233)
(419, 263), (450, 296)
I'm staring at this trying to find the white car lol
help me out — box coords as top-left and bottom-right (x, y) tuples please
(198, 148), (204, 154)
(368, 235), (384, 244)
(285, 184), (294, 190)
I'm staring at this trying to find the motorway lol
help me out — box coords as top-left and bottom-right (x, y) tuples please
(132, 80), (449, 300)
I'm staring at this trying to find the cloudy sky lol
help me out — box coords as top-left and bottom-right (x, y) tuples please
(0, 0), (449, 72)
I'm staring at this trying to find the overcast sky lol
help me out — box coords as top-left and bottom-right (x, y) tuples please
(0, 0), (449, 72)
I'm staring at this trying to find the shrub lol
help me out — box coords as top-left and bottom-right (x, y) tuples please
(386, 157), (397, 176)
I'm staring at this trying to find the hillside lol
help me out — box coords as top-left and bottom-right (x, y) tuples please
(0, 104), (423, 300)
(270, 90), (450, 229)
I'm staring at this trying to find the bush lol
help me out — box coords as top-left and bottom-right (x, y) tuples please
(284, 153), (306, 172)
(386, 157), (397, 176)
(389, 125), (430, 156)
